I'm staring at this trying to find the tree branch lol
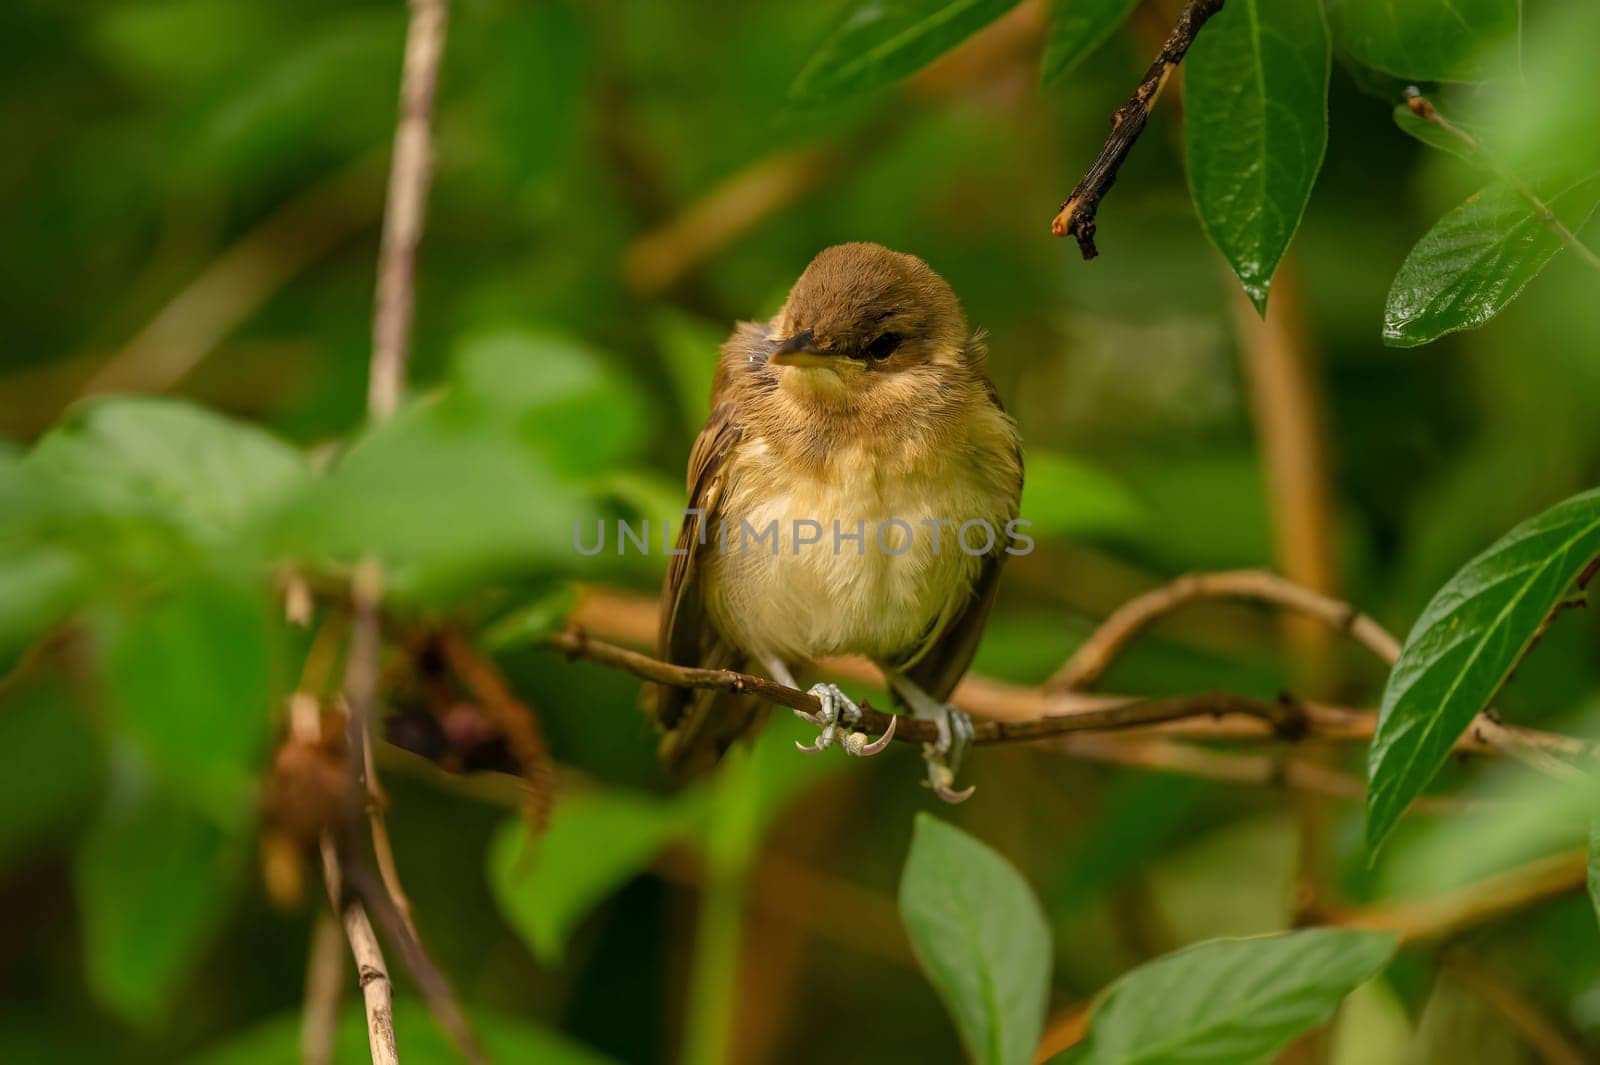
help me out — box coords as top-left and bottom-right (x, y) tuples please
(302, 903), (345, 1065)
(1050, 0), (1224, 257)
(566, 586), (1597, 760)
(321, 840), (399, 1065)
(1337, 848), (1587, 947)
(544, 624), (1595, 766)
(368, 0), (449, 419)
(1049, 567), (1401, 693)
(548, 627), (1311, 744)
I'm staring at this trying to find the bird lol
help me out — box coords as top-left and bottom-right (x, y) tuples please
(649, 242), (1024, 802)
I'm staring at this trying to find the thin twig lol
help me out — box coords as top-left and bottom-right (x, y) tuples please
(369, 0), (449, 419)
(1446, 951), (1590, 1065)
(1049, 568), (1401, 692)
(78, 153), (384, 400)
(321, 840), (399, 1065)
(1050, 0), (1224, 257)
(547, 628), (1306, 744)
(1404, 90), (1600, 274)
(302, 910), (346, 1065)
(564, 587), (1597, 762)
(1337, 848), (1587, 947)
(437, 629), (556, 833)
(333, 1), (488, 1062)
(346, 858), (490, 1065)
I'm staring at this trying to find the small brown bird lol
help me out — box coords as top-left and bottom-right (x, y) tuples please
(651, 243), (1024, 801)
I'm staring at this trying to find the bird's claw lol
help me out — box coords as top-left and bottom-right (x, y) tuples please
(922, 704), (975, 804)
(792, 683), (895, 758)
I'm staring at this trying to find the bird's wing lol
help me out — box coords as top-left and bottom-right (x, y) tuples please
(648, 397), (766, 775)
(899, 423), (1023, 704)
(898, 548), (1007, 703)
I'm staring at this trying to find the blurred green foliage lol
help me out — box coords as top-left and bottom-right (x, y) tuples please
(2, 0), (1600, 1062)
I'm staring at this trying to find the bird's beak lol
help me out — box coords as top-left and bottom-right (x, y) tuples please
(768, 328), (831, 368)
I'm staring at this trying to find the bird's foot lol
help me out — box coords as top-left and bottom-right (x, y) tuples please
(922, 704), (975, 804)
(793, 683), (896, 757)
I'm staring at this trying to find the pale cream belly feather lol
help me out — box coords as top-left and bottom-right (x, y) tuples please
(703, 436), (1007, 666)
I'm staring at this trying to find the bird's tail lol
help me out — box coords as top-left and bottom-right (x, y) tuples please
(643, 643), (768, 779)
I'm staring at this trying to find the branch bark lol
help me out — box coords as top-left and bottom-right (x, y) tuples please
(544, 623), (1594, 765)
(322, 840), (399, 1065)
(1049, 567), (1400, 693)
(1050, 0), (1225, 257)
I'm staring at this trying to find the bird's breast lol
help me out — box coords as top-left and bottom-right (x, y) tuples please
(704, 435), (1010, 665)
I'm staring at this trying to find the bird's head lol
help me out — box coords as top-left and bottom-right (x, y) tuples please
(764, 243), (971, 406)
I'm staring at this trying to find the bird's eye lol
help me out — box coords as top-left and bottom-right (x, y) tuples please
(864, 332), (903, 361)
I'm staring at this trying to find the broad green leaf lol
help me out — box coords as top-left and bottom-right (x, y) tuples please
(451, 328), (649, 476)
(1060, 929), (1397, 1065)
(1366, 487), (1600, 853)
(1184, 0), (1330, 312)
(789, 0), (1023, 106)
(192, 998), (619, 1065)
(76, 782), (239, 1022)
(1329, 0), (1519, 83)
(899, 814), (1050, 1065)
(26, 396), (308, 548)
(277, 398), (600, 601)
(1040, 0), (1138, 84)
(1383, 178), (1600, 347)
(488, 792), (687, 963)
(97, 581), (277, 824)
(1021, 450), (1145, 540)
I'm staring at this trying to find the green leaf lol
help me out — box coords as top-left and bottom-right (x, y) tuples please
(1366, 487), (1600, 854)
(98, 580), (277, 823)
(450, 328), (649, 476)
(1383, 177), (1600, 347)
(899, 813), (1050, 1065)
(1021, 450), (1146, 540)
(1184, 0), (1330, 312)
(1061, 929), (1397, 1065)
(193, 998), (619, 1065)
(76, 781), (239, 1023)
(26, 396), (308, 548)
(789, 0), (1023, 106)
(488, 792), (687, 964)
(1329, 0), (1519, 82)
(277, 399), (600, 601)
(1390, 104), (1487, 169)
(1040, 0), (1138, 84)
